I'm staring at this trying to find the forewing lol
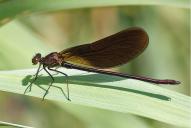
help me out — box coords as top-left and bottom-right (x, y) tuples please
(60, 27), (149, 68)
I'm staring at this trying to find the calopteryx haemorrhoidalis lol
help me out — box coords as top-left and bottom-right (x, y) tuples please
(24, 27), (180, 101)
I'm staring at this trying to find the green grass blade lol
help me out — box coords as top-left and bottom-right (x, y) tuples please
(0, 69), (190, 127)
(0, 0), (189, 21)
(0, 121), (33, 128)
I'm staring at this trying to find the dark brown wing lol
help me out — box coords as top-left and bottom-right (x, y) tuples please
(60, 27), (149, 68)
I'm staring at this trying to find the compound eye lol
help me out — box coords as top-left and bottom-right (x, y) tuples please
(32, 53), (41, 65)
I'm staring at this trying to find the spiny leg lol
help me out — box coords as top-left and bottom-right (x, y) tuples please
(36, 84), (47, 92)
(52, 67), (59, 76)
(43, 65), (54, 101)
(52, 85), (68, 99)
(48, 67), (70, 101)
(24, 64), (42, 94)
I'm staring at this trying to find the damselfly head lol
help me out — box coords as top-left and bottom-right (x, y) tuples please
(32, 53), (42, 65)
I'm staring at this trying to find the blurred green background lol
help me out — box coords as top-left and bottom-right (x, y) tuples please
(0, 4), (190, 128)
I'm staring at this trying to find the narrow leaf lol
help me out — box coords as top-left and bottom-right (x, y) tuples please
(0, 68), (190, 127)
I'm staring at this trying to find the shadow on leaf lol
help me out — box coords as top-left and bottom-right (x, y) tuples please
(22, 73), (171, 101)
